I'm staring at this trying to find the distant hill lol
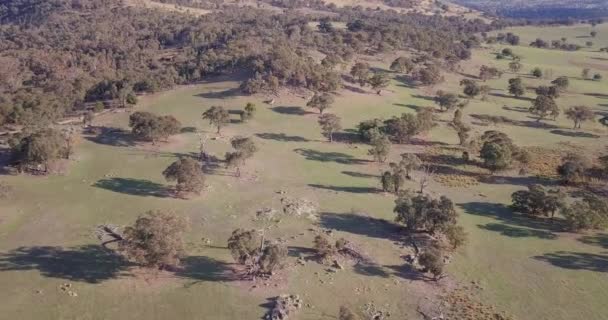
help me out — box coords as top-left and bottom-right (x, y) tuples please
(451, 0), (608, 19)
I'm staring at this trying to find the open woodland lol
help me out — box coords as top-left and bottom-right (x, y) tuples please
(0, 1), (607, 319)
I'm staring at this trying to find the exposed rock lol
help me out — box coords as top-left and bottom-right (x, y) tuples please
(265, 294), (303, 320)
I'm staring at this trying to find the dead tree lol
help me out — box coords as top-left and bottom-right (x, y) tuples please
(418, 164), (435, 194)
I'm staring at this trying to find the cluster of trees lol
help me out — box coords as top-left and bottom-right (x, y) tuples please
(459, 79), (491, 100)
(0, 0), (495, 129)
(97, 210), (290, 277)
(530, 38), (582, 51)
(358, 108), (435, 145)
(357, 108), (435, 163)
(8, 127), (69, 172)
(511, 184), (608, 231)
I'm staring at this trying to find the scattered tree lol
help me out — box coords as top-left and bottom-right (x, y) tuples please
(511, 185), (563, 218)
(418, 246), (444, 280)
(163, 157), (205, 194)
(508, 78), (525, 97)
(129, 111), (181, 143)
(394, 191), (458, 233)
(390, 57), (413, 73)
(368, 133), (391, 163)
(9, 128), (65, 173)
(561, 194), (608, 231)
(241, 102), (256, 121)
(565, 105), (595, 129)
(531, 67), (543, 78)
(529, 95), (559, 122)
(318, 113), (342, 142)
(350, 62), (371, 86)
(118, 210), (187, 269)
(434, 90), (460, 111)
(509, 61), (522, 73)
(225, 136), (257, 177)
(307, 93), (334, 114)
(368, 72), (390, 95)
(202, 106), (230, 134)
(551, 76), (569, 92)
(557, 153), (589, 184)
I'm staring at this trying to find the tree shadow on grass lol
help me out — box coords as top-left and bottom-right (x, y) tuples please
(460, 202), (562, 239)
(318, 212), (404, 241)
(93, 178), (169, 198)
(0, 245), (129, 283)
(195, 87), (244, 99)
(502, 106), (529, 113)
(470, 114), (560, 129)
(308, 184), (378, 194)
(85, 127), (136, 147)
(341, 171), (379, 179)
(393, 103), (423, 111)
(385, 263), (428, 281)
(411, 94), (435, 102)
(256, 133), (310, 142)
(353, 262), (391, 278)
(584, 93), (608, 99)
(550, 129), (600, 138)
(271, 106), (312, 116)
(176, 256), (238, 284)
(534, 251), (608, 272)
(579, 234), (608, 249)
(478, 223), (557, 239)
(294, 148), (368, 165)
(489, 92), (534, 102)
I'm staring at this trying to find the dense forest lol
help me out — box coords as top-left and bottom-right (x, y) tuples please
(0, 0), (500, 129)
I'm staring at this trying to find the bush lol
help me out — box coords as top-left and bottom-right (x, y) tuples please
(418, 246), (444, 279)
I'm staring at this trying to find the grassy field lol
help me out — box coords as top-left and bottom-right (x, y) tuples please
(0, 24), (607, 320)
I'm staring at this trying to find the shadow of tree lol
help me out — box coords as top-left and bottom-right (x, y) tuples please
(0, 245), (129, 283)
(309, 184), (378, 194)
(176, 256), (237, 284)
(332, 131), (360, 143)
(353, 262), (391, 278)
(385, 263), (429, 281)
(584, 93), (608, 99)
(93, 178), (169, 198)
(180, 127), (198, 133)
(256, 133), (310, 142)
(489, 93), (534, 102)
(341, 171), (379, 179)
(534, 251), (608, 272)
(271, 106), (312, 115)
(85, 127), (136, 147)
(478, 223), (557, 239)
(394, 74), (417, 88)
(393, 103), (423, 111)
(470, 114), (560, 129)
(502, 106), (529, 113)
(195, 87), (244, 99)
(550, 129), (600, 138)
(343, 84), (368, 94)
(318, 212), (404, 241)
(411, 94), (435, 102)
(460, 202), (563, 239)
(294, 148), (367, 165)
(579, 234), (608, 249)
